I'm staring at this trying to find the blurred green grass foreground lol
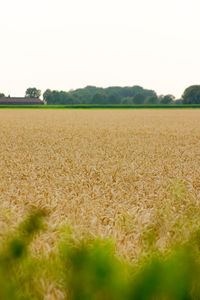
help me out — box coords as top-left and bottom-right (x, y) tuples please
(1, 211), (200, 300)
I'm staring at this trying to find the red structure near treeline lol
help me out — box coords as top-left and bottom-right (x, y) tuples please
(0, 97), (44, 105)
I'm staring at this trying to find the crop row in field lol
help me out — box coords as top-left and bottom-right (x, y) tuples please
(1, 104), (200, 109)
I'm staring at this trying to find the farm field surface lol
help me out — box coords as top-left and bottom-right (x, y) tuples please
(0, 109), (200, 259)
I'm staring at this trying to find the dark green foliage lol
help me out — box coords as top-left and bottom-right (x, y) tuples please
(0, 210), (46, 300)
(42, 86), (158, 105)
(133, 93), (145, 104)
(107, 93), (120, 104)
(121, 97), (133, 105)
(92, 93), (107, 104)
(43, 89), (52, 103)
(129, 248), (197, 300)
(182, 85), (200, 104)
(43, 89), (74, 105)
(145, 95), (159, 104)
(3, 84), (200, 105)
(2, 212), (200, 299)
(25, 88), (41, 99)
(1, 104), (200, 109)
(61, 239), (126, 300)
(175, 99), (182, 104)
(160, 94), (175, 104)
(7, 84), (200, 105)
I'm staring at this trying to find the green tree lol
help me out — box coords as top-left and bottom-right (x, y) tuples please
(25, 87), (41, 98)
(175, 99), (182, 104)
(0, 93), (5, 98)
(108, 93), (120, 104)
(182, 85), (200, 104)
(92, 93), (107, 104)
(121, 97), (133, 104)
(59, 91), (74, 105)
(133, 93), (145, 104)
(43, 89), (52, 104)
(160, 94), (175, 104)
(145, 95), (159, 104)
(43, 89), (74, 105)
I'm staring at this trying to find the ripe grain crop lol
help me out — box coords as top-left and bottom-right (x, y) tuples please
(0, 109), (200, 260)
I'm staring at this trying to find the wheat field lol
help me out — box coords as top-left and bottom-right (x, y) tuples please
(0, 109), (200, 260)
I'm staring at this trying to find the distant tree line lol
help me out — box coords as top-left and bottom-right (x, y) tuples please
(1, 85), (200, 105)
(43, 86), (176, 105)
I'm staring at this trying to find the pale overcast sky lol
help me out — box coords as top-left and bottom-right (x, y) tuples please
(0, 0), (200, 98)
